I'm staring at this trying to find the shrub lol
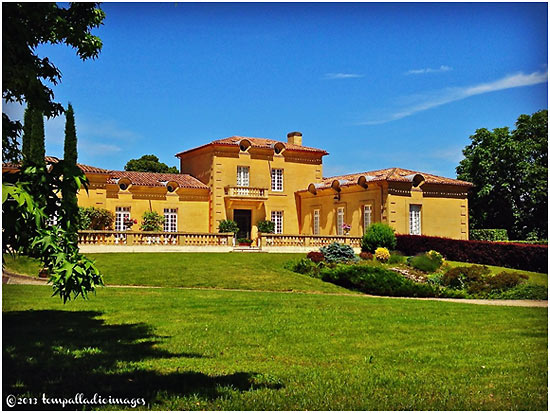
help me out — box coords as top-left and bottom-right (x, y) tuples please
(257, 220), (275, 233)
(307, 251), (325, 263)
(395, 234), (548, 273)
(374, 247), (390, 262)
(288, 258), (317, 276)
(441, 265), (491, 290)
(319, 264), (465, 298)
(361, 223), (396, 252)
(320, 242), (357, 263)
(388, 251), (406, 264)
(140, 211), (165, 231)
(490, 284), (548, 300)
(359, 251), (373, 260)
(470, 229), (509, 241)
(78, 207), (114, 230)
(237, 238), (252, 244)
(218, 219), (239, 234)
(409, 252), (443, 273)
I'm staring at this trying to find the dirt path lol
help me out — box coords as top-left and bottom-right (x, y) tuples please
(3, 270), (547, 308)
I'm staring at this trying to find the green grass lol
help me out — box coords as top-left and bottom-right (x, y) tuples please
(4, 253), (548, 291)
(2, 253), (352, 294)
(3, 285), (547, 410)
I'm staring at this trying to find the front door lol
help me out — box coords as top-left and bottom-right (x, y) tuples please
(233, 209), (252, 239)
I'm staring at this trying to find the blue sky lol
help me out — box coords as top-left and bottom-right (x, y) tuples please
(4, 2), (548, 178)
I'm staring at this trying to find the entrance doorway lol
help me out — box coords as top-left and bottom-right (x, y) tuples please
(233, 209), (252, 239)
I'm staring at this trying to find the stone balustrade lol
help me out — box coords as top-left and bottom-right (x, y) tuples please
(258, 233), (362, 251)
(78, 230), (234, 248)
(224, 186), (268, 199)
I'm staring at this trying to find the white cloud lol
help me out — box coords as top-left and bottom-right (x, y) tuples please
(324, 73), (364, 80)
(361, 70), (548, 125)
(406, 65), (452, 75)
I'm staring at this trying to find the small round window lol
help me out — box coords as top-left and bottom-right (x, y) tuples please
(167, 185), (175, 192)
(239, 139), (251, 152)
(274, 142), (285, 154)
(119, 183), (128, 191)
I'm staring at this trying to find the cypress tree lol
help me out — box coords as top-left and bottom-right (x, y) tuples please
(28, 109), (45, 166)
(21, 105), (33, 163)
(61, 103), (79, 239)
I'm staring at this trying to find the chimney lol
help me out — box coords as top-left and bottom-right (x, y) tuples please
(287, 131), (302, 146)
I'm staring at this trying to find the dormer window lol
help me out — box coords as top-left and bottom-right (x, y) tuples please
(119, 183), (128, 191)
(167, 185), (175, 192)
(117, 178), (131, 191)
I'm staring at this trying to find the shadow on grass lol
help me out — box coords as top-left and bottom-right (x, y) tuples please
(3, 310), (283, 410)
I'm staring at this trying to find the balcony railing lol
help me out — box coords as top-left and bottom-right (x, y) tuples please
(224, 186), (268, 199)
(258, 234), (362, 249)
(78, 230), (234, 246)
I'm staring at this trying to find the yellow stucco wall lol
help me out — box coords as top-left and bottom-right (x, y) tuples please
(300, 184), (384, 237)
(179, 145), (324, 236)
(298, 182), (469, 240)
(77, 177), (210, 232)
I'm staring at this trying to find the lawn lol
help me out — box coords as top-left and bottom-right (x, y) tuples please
(3, 285), (547, 410)
(3, 252), (548, 290)
(2, 253), (352, 294)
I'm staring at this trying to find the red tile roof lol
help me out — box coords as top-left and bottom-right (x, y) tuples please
(314, 167), (473, 189)
(3, 157), (208, 190)
(107, 170), (209, 189)
(175, 136), (328, 157)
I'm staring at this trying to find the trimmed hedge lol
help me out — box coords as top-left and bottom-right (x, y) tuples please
(396, 234), (548, 273)
(470, 229), (509, 241)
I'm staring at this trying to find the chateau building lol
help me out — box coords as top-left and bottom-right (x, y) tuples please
(4, 132), (473, 241)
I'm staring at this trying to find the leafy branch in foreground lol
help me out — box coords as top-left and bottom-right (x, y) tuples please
(3, 162), (104, 302)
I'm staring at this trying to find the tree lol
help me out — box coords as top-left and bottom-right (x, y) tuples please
(21, 105), (33, 162)
(61, 103), (80, 241)
(125, 154), (179, 174)
(2, 2), (105, 162)
(456, 110), (548, 240)
(2, 3), (106, 301)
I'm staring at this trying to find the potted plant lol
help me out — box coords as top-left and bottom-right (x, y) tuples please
(237, 238), (253, 247)
(342, 223), (351, 235)
(123, 217), (138, 230)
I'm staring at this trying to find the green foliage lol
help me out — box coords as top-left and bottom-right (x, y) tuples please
(237, 238), (253, 244)
(361, 223), (397, 252)
(457, 110), (548, 240)
(3, 166), (103, 302)
(124, 154), (179, 173)
(140, 211), (165, 232)
(218, 219), (239, 234)
(388, 252), (406, 264)
(290, 257), (317, 275)
(3, 2), (105, 161)
(490, 284), (548, 300)
(441, 265), (491, 290)
(470, 229), (509, 241)
(320, 242), (357, 263)
(257, 220), (275, 233)
(21, 106), (32, 162)
(320, 264), (465, 298)
(408, 252), (443, 273)
(78, 207), (114, 230)
(28, 109), (45, 166)
(61, 103), (79, 241)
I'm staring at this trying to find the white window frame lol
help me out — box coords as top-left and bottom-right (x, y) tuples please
(236, 166), (250, 195)
(336, 207), (345, 236)
(164, 208), (177, 232)
(115, 207), (131, 231)
(313, 209), (320, 235)
(363, 204), (372, 234)
(409, 204), (422, 235)
(271, 211), (283, 234)
(271, 168), (284, 192)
